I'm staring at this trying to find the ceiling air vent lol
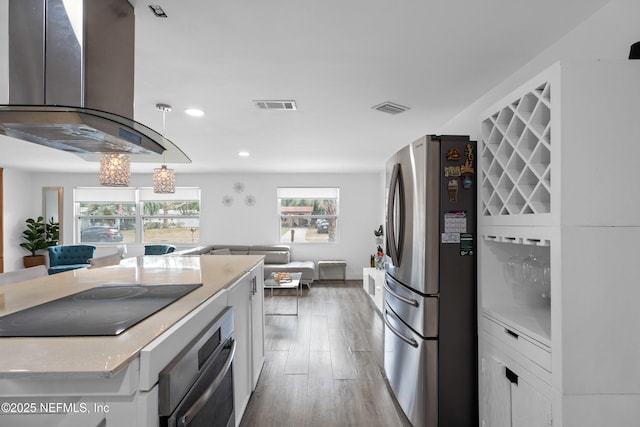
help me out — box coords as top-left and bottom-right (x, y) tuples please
(148, 5), (168, 18)
(372, 101), (410, 115)
(254, 100), (297, 110)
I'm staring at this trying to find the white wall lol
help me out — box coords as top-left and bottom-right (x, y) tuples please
(3, 170), (383, 279)
(438, 0), (640, 137)
(3, 169), (38, 271)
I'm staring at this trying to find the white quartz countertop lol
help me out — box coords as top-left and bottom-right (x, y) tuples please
(0, 255), (263, 376)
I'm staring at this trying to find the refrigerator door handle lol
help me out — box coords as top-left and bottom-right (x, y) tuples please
(383, 308), (418, 348)
(386, 163), (405, 267)
(384, 281), (419, 307)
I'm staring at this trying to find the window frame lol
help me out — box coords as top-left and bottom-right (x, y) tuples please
(74, 187), (201, 245)
(139, 188), (201, 244)
(74, 188), (138, 245)
(277, 187), (340, 244)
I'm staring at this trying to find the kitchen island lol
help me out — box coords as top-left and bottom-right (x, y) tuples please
(0, 255), (265, 427)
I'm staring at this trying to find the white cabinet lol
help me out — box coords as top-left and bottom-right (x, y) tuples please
(249, 263), (265, 390)
(362, 267), (384, 312)
(228, 263), (265, 427)
(481, 345), (552, 427)
(480, 350), (511, 427)
(228, 272), (252, 426)
(480, 321), (552, 427)
(511, 376), (552, 427)
(478, 60), (640, 427)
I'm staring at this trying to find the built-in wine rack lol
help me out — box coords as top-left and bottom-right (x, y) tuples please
(481, 82), (551, 216)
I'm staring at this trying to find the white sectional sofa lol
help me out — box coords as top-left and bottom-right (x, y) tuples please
(174, 244), (316, 285)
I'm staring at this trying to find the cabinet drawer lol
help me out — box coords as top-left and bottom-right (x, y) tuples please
(481, 314), (551, 372)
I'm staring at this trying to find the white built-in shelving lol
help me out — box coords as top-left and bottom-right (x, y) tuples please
(479, 64), (557, 427)
(479, 64), (557, 350)
(481, 82), (552, 217)
(478, 60), (640, 427)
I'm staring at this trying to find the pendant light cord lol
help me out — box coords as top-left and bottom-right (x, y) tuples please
(156, 103), (172, 164)
(162, 109), (167, 164)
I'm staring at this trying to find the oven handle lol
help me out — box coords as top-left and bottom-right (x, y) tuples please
(383, 309), (418, 348)
(177, 338), (237, 427)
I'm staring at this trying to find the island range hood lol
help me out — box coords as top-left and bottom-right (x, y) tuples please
(0, 0), (168, 157)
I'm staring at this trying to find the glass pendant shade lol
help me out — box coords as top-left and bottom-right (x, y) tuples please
(153, 164), (176, 193)
(99, 154), (131, 186)
(153, 104), (176, 193)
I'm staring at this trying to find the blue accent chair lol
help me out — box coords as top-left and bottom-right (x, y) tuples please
(144, 244), (176, 255)
(48, 245), (96, 275)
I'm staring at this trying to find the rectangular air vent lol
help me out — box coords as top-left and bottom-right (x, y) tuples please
(372, 101), (410, 115)
(148, 5), (168, 18)
(254, 100), (297, 110)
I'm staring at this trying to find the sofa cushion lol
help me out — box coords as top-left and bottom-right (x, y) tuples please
(171, 245), (209, 256)
(48, 264), (91, 274)
(144, 244), (176, 255)
(48, 245), (96, 265)
(209, 248), (232, 255)
(250, 245), (290, 252)
(248, 249), (290, 264)
(212, 245), (250, 255)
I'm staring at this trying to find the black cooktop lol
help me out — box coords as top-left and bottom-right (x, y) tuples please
(0, 284), (202, 337)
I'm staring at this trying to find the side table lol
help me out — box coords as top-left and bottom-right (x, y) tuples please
(317, 260), (347, 283)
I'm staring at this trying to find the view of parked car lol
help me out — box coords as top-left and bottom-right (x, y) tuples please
(316, 219), (328, 233)
(80, 226), (124, 242)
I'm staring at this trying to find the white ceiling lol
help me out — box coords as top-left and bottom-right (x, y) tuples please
(0, 0), (612, 174)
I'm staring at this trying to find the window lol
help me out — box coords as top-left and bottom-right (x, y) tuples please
(74, 187), (200, 244)
(75, 188), (137, 244)
(140, 188), (201, 244)
(277, 187), (339, 243)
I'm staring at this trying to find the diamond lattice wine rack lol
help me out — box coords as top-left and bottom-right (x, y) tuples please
(481, 82), (551, 216)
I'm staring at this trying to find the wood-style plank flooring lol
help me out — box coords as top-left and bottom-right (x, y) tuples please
(240, 281), (412, 427)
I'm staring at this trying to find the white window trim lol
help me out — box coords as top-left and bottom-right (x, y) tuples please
(277, 187), (340, 244)
(74, 187), (201, 244)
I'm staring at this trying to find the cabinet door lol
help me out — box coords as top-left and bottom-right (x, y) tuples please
(480, 353), (512, 427)
(228, 273), (252, 426)
(250, 263), (265, 390)
(512, 377), (552, 427)
(363, 268), (372, 294)
(480, 331), (553, 427)
(373, 270), (385, 312)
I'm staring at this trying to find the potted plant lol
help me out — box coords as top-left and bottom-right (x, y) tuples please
(45, 216), (60, 247)
(374, 225), (384, 244)
(20, 216), (48, 268)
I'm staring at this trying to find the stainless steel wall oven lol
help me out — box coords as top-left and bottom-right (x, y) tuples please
(159, 307), (236, 427)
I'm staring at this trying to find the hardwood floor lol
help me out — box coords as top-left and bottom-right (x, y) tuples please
(240, 281), (412, 427)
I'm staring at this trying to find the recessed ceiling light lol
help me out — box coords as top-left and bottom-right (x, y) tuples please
(238, 151), (250, 157)
(184, 108), (204, 117)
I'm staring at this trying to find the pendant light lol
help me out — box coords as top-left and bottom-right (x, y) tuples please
(153, 103), (176, 193)
(99, 153), (131, 186)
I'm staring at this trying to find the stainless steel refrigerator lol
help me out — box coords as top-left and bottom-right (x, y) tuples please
(383, 135), (477, 427)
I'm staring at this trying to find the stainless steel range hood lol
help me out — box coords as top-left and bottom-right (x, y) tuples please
(0, 0), (171, 157)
